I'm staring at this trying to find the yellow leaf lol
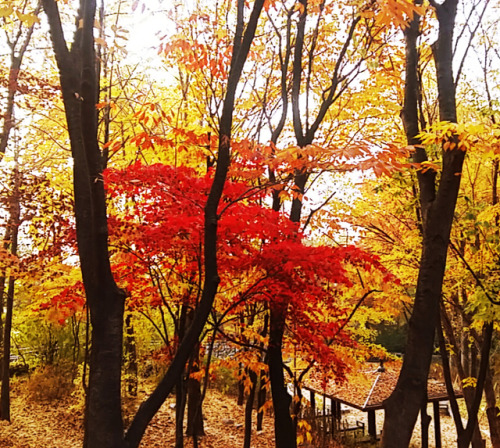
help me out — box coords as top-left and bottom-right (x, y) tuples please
(294, 2), (305, 14)
(462, 376), (477, 388)
(16, 11), (40, 26)
(0, 6), (13, 17)
(278, 190), (290, 201)
(95, 37), (107, 47)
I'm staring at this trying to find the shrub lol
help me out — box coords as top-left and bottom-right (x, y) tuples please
(26, 364), (74, 402)
(210, 362), (239, 396)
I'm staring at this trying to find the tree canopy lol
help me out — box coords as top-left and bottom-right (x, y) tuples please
(0, 1), (499, 448)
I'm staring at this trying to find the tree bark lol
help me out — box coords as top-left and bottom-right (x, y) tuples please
(0, 3), (40, 417)
(437, 314), (464, 435)
(175, 377), (187, 448)
(186, 375), (204, 437)
(442, 296), (497, 448)
(243, 369), (258, 448)
(0, 163), (20, 422)
(256, 314), (269, 432)
(186, 353), (204, 438)
(124, 313), (138, 397)
(268, 305), (296, 448)
(124, 2), (265, 447)
(237, 367), (245, 406)
(0, 227), (12, 383)
(420, 402), (431, 448)
(484, 370), (500, 448)
(43, 0), (265, 446)
(43, 0), (127, 445)
(175, 304), (188, 448)
(0, 1), (41, 156)
(266, 4), (363, 446)
(256, 368), (267, 431)
(457, 323), (492, 448)
(382, 2), (463, 447)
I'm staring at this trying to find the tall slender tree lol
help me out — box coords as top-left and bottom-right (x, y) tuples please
(0, 154), (20, 421)
(41, 0), (265, 446)
(265, 2), (388, 446)
(0, 0), (41, 422)
(381, 1), (467, 446)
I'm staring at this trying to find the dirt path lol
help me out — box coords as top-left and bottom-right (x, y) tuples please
(0, 380), (280, 448)
(4, 378), (483, 448)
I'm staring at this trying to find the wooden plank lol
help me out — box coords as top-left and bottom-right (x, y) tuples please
(323, 394), (327, 437)
(368, 409), (376, 438)
(330, 398), (335, 435)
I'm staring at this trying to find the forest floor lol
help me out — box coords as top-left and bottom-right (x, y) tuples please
(0, 377), (337, 448)
(0, 376), (491, 448)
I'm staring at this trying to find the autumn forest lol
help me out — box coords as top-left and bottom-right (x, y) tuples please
(0, 0), (499, 447)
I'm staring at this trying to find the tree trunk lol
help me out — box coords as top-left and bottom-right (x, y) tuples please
(256, 369), (267, 431)
(440, 305), (493, 448)
(382, 2), (462, 447)
(175, 378), (187, 448)
(484, 370), (500, 448)
(0, 1), (39, 420)
(175, 304), (188, 448)
(186, 352), (205, 438)
(186, 375), (204, 437)
(0, 161), (20, 422)
(124, 313), (138, 397)
(124, 3), (266, 447)
(43, 1), (265, 446)
(238, 315), (247, 406)
(0, 275), (5, 366)
(243, 369), (258, 448)
(420, 402), (431, 448)
(457, 323), (492, 448)
(86, 296), (125, 447)
(265, 4), (363, 444)
(483, 95), (500, 448)
(43, 1), (127, 445)
(238, 363), (246, 406)
(256, 314), (269, 432)
(267, 163), (308, 448)
(268, 306), (296, 448)
(0, 228), (11, 383)
(0, 277), (16, 422)
(0, 2), (40, 156)
(462, 388), (486, 448)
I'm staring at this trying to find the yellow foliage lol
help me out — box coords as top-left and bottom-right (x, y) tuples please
(462, 376), (477, 389)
